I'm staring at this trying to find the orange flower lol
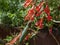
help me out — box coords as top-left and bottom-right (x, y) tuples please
(9, 32), (22, 44)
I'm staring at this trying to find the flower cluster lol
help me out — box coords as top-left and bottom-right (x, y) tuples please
(24, 0), (52, 29)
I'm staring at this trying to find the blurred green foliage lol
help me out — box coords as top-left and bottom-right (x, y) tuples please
(0, 0), (26, 26)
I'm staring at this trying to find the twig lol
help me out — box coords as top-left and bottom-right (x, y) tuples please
(49, 32), (60, 45)
(52, 20), (60, 23)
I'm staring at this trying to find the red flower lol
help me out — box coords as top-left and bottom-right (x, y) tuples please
(36, 1), (45, 12)
(44, 4), (52, 21)
(36, 10), (43, 17)
(25, 6), (35, 21)
(46, 15), (52, 21)
(24, 0), (32, 8)
(35, 18), (43, 29)
(44, 4), (50, 15)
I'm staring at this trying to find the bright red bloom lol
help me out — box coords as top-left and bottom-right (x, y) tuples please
(44, 4), (52, 21)
(46, 15), (52, 21)
(24, 0), (32, 8)
(25, 6), (35, 21)
(36, 1), (45, 12)
(35, 18), (43, 29)
(44, 5), (50, 15)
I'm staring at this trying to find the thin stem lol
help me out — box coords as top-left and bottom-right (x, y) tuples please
(52, 20), (60, 23)
(49, 32), (60, 45)
(19, 20), (31, 43)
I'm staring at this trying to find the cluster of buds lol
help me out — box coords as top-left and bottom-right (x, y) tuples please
(44, 4), (52, 21)
(24, 0), (52, 29)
